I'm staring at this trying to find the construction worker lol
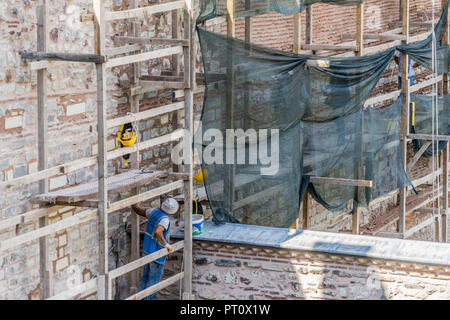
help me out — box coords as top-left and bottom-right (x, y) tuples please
(131, 197), (179, 300)
(394, 50), (419, 89)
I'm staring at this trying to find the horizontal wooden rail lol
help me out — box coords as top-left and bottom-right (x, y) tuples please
(105, 46), (183, 68)
(21, 51), (105, 63)
(302, 44), (358, 51)
(0, 156), (97, 190)
(109, 241), (184, 279)
(405, 215), (439, 238)
(342, 33), (407, 41)
(105, 44), (143, 57)
(46, 277), (99, 300)
(365, 75), (443, 107)
(0, 205), (73, 231)
(140, 79), (185, 90)
(0, 209), (97, 251)
(107, 102), (184, 129)
(30, 60), (49, 71)
(126, 272), (184, 300)
(310, 177), (373, 187)
(107, 128), (184, 160)
(407, 141), (432, 172)
(107, 180), (184, 213)
(113, 36), (189, 46)
(105, 1), (184, 21)
(408, 134), (450, 141)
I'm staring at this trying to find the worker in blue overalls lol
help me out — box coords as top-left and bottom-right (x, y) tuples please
(131, 197), (179, 300)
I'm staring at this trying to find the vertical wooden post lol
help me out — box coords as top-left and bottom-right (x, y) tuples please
(442, 0), (449, 243)
(224, 0), (235, 214)
(172, 8), (181, 174)
(352, 3), (364, 235)
(293, 13), (302, 54)
(302, 194), (309, 230)
(94, 0), (109, 299)
(305, 7), (313, 46)
(37, 3), (52, 299)
(129, 0), (141, 296)
(182, 0), (194, 300)
(399, 0), (410, 237)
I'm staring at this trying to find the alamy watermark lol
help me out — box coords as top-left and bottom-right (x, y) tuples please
(170, 121), (280, 176)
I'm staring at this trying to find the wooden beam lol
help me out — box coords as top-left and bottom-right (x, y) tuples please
(365, 76), (443, 107)
(105, 44), (143, 57)
(36, 4), (52, 300)
(234, 8), (270, 19)
(21, 51), (105, 63)
(105, 1), (185, 21)
(139, 79), (185, 90)
(106, 128), (184, 160)
(105, 46), (183, 68)
(407, 134), (450, 141)
(302, 44), (358, 51)
(353, 3), (364, 235)
(399, 0), (410, 237)
(113, 36), (189, 46)
(107, 102), (184, 129)
(128, 1), (141, 295)
(0, 206), (70, 231)
(405, 214), (440, 238)
(93, 0), (109, 300)
(30, 60), (49, 71)
(443, 144), (449, 242)
(126, 272), (184, 300)
(0, 209), (98, 251)
(109, 241), (184, 279)
(46, 277), (98, 300)
(341, 33), (407, 41)
(107, 180), (184, 213)
(182, 0), (194, 300)
(406, 141), (432, 172)
(293, 13), (302, 54)
(443, 0), (449, 244)
(305, 7), (313, 46)
(310, 177), (372, 187)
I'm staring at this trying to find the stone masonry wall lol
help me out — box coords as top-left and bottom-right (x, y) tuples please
(0, 0), (447, 300)
(164, 241), (450, 300)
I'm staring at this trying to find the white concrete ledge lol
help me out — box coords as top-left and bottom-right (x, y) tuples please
(173, 221), (450, 267)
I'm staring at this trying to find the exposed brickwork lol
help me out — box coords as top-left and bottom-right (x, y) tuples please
(165, 242), (450, 300)
(0, 0), (447, 300)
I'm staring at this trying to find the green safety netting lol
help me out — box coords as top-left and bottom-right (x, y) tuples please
(197, 0), (363, 23)
(397, 2), (449, 72)
(411, 94), (450, 157)
(195, 0), (450, 227)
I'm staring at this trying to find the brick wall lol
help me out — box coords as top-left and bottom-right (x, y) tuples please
(0, 0), (447, 300)
(165, 241), (450, 300)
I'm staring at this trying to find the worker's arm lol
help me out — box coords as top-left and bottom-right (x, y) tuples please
(394, 54), (400, 66)
(131, 204), (147, 217)
(154, 225), (173, 253)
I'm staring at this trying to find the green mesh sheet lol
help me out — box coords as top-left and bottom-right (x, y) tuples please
(195, 0), (450, 228)
(197, 0), (363, 22)
(410, 94), (450, 157)
(397, 3), (450, 73)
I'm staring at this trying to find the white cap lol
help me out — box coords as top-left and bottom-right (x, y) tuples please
(161, 198), (179, 215)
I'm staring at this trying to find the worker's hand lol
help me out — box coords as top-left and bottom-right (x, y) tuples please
(164, 244), (174, 254)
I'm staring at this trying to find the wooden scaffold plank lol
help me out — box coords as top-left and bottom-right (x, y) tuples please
(105, 1), (185, 21)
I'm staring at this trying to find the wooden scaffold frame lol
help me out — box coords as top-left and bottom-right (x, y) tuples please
(0, 0), (195, 300)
